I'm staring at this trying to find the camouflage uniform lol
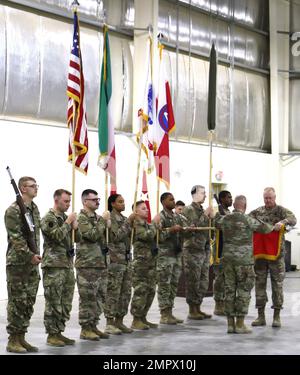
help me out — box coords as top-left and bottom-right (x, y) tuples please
(41, 209), (81, 334)
(130, 219), (157, 317)
(75, 209), (107, 328)
(5, 201), (41, 335)
(156, 209), (186, 311)
(182, 203), (210, 306)
(104, 209), (132, 319)
(249, 205), (297, 310)
(215, 211), (273, 317)
(213, 207), (230, 304)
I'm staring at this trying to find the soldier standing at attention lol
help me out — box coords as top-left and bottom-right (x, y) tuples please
(5, 176), (41, 353)
(130, 201), (160, 330)
(76, 189), (110, 341)
(41, 189), (81, 347)
(213, 190), (233, 316)
(215, 195), (273, 334)
(182, 185), (214, 320)
(104, 194), (136, 335)
(250, 187), (296, 328)
(155, 192), (185, 325)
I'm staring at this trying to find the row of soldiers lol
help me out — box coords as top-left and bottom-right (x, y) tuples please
(4, 176), (296, 353)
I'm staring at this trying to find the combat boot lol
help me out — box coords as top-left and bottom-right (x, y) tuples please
(272, 309), (281, 328)
(131, 316), (149, 330)
(227, 317), (235, 334)
(58, 332), (75, 345)
(142, 316), (158, 328)
(115, 317), (133, 333)
(197, 304), (212, 319)
(160, 308), (177, 324)
(47, 333), (65, 347)
(105, 318), (122, 335)
(188, 304), (204, 320)
(235, 316), (252, 334)
(6, 334), (27, 353)
(171, 308), (184, 323)
(19, 333), (39, 352)
(214, 301), (225, 316)
(80, 326), (100, 341)
(92, 325), (109, 339)
(251, 307), (266, 326)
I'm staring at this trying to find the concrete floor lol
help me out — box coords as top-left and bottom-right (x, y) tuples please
(1, 272), (300, 355)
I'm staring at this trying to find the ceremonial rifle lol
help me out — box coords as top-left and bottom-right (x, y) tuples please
(6, 166), (38, 254)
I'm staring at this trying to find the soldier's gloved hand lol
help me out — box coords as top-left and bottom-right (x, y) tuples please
(102, 211), (111, 221)
(274, 222), (284, 231)
(31, 254), (42, 265)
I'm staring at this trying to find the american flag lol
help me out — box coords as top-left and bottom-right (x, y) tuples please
(67, 10), (88, 174)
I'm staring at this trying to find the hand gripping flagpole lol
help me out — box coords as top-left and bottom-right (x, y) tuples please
(207, 43), (217, 264)
(130, 110), (146, 247)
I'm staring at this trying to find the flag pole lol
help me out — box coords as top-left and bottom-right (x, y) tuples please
(207, 43), (217, 264)
(130, 110), (145, 247)
(105, 172), (109, 245)
(208, 130), (213, 264)
(156, 179), (160, 247)
(71, 0), (80, 250)
(71, 104), (77, 247)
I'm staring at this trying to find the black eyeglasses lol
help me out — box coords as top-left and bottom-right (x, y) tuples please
(85, 198), (100, 202)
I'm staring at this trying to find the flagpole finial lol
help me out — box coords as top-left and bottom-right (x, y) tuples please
(71, 0), (80, 12)
(157, 32), (164, 41)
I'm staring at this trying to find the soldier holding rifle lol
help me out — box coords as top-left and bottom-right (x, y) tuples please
(5, 169), (42, 353)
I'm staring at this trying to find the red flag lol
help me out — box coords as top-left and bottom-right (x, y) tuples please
(141, 170), (152, 223)
(154, 45), (175, 188)
(67, 11), (88, 174)
(253, 227), (284, 260)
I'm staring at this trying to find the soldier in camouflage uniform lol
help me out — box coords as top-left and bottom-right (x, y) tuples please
(5, 176), (42, 353)
(213, 190), (232, 316)
(41, 189), (81, 347)
(104, 194), (135, 335)
(215, 195), (273, 334)
(130, 201), (160, 330)
(155, 192), (186, 325)
(76, 189), (110, 341)
(183, 185), (214, 320)
(250, 187), (296, 328)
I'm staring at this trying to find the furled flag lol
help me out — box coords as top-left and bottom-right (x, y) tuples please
(67, 10), (88, 174)
(141, 169), (152, 223)
(137, 37), (155, 174)
(154, 44), (175, 189)
(98, 25), (117, 191)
